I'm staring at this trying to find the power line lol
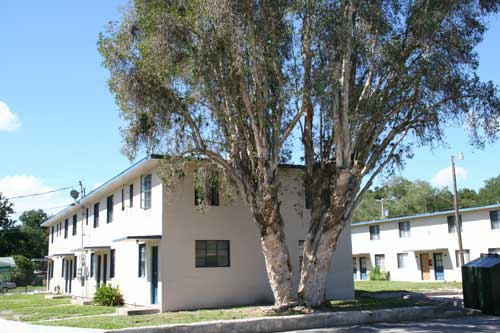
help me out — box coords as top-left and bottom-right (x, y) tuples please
(4, 185), (78, 200)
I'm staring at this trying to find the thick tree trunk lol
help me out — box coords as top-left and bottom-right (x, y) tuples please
(298, 217), (344, 307)
(252, 196), (295, 307)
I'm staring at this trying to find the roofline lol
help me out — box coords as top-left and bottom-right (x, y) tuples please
(352, 203), (500, 227)
(42, 155), (162, 227)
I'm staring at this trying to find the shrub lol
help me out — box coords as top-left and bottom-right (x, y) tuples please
(93, 284), (124, 306)
(11, 255), (35, 286)
(369, 266), (390, 281)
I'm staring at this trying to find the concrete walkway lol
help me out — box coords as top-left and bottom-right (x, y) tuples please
(0, 318), (104, 333)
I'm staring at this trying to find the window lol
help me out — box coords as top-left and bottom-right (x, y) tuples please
(72, 214), (77, 236)
(56, 223), (59, 236)
(64, 219), (69, 239)
(374, 254), (385, 271)
(195, 240), (230, 267)
(194, 172), (219, 206)
(455, 249), (471, 267)
(85, 207), (89, 225)
(447, 215), (462, 233)
(51, 226), (54, 243)
(489, 248), (500, 255)
(110, 249), (115, 278)
(107, 195), (114, 223)
(93, 202), (99, 228)
(138, 244), (146, 277)
(141, 175), (152, 209)
(397, 253), (408, 269)
(121, 188), (125, 211)
(73, 256), (77, 278)
(298, 240), (305, 270)
(90, 253), (95, 277)
(490, 210), (500, 230)
(305, 187), (312, 209)
(398, 221), (410, 238)
(369, 225), (380, 240)
(61, 258), (65, 277)
(129, 184), (134, 208)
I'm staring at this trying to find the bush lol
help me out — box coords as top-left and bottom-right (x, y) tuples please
(369, 266), (390, 281)
(11, 255), (35, 286)
(93, 284), (124, 306)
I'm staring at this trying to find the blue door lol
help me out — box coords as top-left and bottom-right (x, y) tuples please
(353, 258), (358, 280)
(359, 257), (367, 280)
(151, 246), (158, 304)
(433, 253), (444, 281)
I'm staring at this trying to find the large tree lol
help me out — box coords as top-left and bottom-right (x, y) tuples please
(0, 193), (15, 231)
(299, 0), (500, 306)
(99, 0), (310, 306)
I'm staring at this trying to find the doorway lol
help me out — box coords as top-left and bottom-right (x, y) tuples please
(151, 246), (158, 304)
(102, 254), (108, 286)
(359, 257), (367, 280)
(434, 253), (444, 281)
(420, 254), (430, 280)
(96, 255), (102, 286)
(64, 258), (73, 293)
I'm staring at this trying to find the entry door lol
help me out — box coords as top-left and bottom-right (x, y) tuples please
(102, 254), (108, 286)
(352, 258), (358, 280)
(359, 257), (367, 280)
(96, 255), (102, 286)
(434, 253), (444, 281)
(151, 246), (158, 304)
(65, 258), (72, 294)
(420, 254), (431, 280)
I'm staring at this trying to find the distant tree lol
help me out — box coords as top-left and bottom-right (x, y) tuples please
(0, 194), (15, 231)
(11, 255), (35, 287)
(18, 210), (48, 259)
(478, 175), (500, 205)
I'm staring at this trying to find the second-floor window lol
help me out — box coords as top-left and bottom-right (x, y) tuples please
(121, 188), (125, 211)
(490, 210), (500, 230)
(194, 172), (219, 206)
(72, 214), (77, 236)
(129, 184), (134, 208)
(369, 225), (380, 240)
(64, 219), (68, 239)
(141, 175), (152, 209)
(51, 226), (54, 243)
(447, 215), (462, 233)
(93, 202), (100, 228)
(398, 221), (410, 238)
(107, 195), (114, 223)
(85, 207), (89, 225)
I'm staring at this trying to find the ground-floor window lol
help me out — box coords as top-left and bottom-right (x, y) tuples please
(374, 254), (385, 271)
(455, 249), (470, 267)
(195, 240), (230, 267)
(138, 244), (146, 277)
(397, 253), (408, 269)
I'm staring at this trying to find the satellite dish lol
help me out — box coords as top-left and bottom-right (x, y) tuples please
(70, 190), (80, 200)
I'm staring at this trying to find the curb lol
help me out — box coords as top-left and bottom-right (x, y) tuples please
(103, 305), (464, 333)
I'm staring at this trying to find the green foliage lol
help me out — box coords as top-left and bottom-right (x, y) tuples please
(478, 175), (500, 205)
(11, 255), (35, 287)
(369, 267), (389, 281)
(93, 284), (124, 307)
(0, 193), (15, 231)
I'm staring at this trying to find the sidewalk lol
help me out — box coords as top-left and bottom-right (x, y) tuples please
(0, 318), (104, 333)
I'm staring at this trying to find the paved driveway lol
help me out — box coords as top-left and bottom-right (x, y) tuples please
(0, 318), (103, 333)
(283, 315), (500, 333)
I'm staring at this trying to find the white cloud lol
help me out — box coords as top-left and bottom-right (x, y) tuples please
(0, 101), (22, 132)
(430, 166), (468, 187)
(0, 176), (72, 219)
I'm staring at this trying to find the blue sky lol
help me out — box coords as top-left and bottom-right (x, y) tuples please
(0, 1), (499, 218)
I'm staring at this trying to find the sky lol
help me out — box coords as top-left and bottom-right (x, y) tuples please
(0, 1), (499, 219)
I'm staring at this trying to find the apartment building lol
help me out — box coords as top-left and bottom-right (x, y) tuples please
(351, 204), (500, 282)
(42, 155), (354, 311)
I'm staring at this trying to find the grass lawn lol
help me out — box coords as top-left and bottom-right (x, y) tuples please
(355, 280), (462, 294)
(38, 297), (431, 330)
(0, 294), (117, 322)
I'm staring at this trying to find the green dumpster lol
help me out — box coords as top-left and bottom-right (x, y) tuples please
(462, 253), (500, 315)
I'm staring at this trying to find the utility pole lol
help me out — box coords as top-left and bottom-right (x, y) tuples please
(451, 154), (465, 266)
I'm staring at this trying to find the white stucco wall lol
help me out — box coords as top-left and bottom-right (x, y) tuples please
(351, 207), (500, 282)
